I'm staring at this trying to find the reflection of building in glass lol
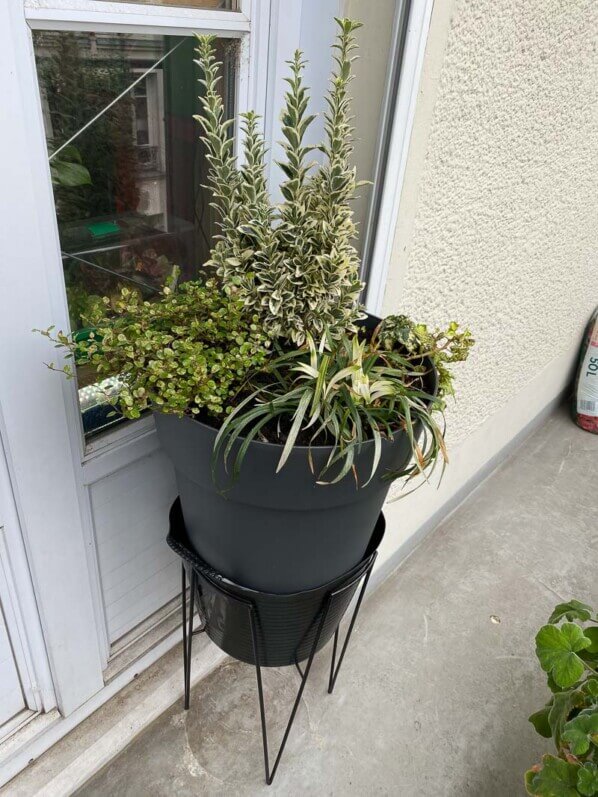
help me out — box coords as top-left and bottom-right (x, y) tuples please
(132, 68), (167, 228)
(33, 31), (236, 436)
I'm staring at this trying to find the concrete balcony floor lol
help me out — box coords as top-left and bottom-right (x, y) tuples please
(77, 407), (598, 796)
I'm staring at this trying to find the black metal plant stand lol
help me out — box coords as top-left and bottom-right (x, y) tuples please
(168, 500), (380, 786)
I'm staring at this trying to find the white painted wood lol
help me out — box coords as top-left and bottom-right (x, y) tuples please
(26, 0), (250, 36)
(90, 451), (177, 644)
(0, 606), (25, 732)
(0, 1), (110, 714)
(0, 430), (56, 716)
(0, 709), (38, 750)
(364, 0), (434, 314)
(0, 631), (226, 791)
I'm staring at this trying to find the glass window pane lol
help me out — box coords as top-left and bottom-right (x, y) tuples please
(33, 31), (237, 438)
(342, 0), (398, 261)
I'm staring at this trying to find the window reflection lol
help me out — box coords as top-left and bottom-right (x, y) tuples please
(33, 32), (236, 437)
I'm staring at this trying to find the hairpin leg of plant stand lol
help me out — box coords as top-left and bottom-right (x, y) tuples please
(182, 564), (188, 705)
(328, 552), (376, 695)
(181, 564), (205, 711)
(250, 598), (331, 786)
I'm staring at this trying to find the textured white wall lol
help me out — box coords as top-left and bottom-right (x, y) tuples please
(372, 0), (598, 580)
(383, 0), (598, 449)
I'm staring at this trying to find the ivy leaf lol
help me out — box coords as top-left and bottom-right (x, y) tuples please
(525, 755), (580, 796)
(536, 624), (592, 688)
(529, 702), (553, 738)
(578, 763), (598, 796)
(562, 710), (598, 756)
(549, 601), (595, 625)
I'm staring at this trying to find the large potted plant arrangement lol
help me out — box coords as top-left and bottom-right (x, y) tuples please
(41, 19), (473, 593)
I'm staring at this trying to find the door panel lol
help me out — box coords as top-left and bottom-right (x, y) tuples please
(0, 603), (25, 730)
(90, 451), (178, 644)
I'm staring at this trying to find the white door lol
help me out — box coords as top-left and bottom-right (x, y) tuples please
(0, 0), (273, 714)
(0, 608), (25, 736)
(0, 426), (56, 747)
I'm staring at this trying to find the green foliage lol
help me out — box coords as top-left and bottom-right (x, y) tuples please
(563, 714), (598, 757)
(213, 331), (445, 488)
(550, 602), (597, 625)
(38, 18), (473, 491)
(526, 600), (598, 796)
(578, 763), (598, 796)
(49, 145), (92, 189)
(526, 755), (580, 797)
(193, 35), (241, 250)
(194, 18), (364, 346)
(37, 269), (270, 419)
(66, 285), (106, 331)
(529, 704), (553, 739)
(377, 315), (474, 407)
(536, 624), (592, 689)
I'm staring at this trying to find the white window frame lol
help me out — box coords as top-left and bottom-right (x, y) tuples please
(26, 0), (271, 463)
(363, 0), (435, 315)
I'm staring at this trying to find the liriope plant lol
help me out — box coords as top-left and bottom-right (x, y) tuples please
(194, 17), (365, 345)
(212, 331), (447, 490)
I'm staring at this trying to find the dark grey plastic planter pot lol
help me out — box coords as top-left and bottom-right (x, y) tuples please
(167, 497), (386, 666)
(155, 317), (437, 593)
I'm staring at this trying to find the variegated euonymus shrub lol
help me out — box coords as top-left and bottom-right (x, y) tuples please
(194, 19), (364, 345)
(525, 600), (598, 797)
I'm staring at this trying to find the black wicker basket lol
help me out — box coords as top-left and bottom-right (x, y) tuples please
(167, 498), (385, 667)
